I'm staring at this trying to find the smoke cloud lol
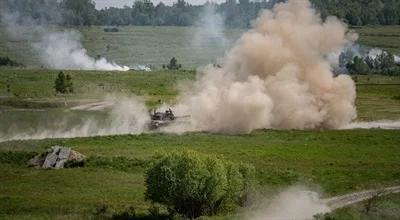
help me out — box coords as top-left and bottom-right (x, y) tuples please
(328, 43), (400, 74)
(172, 0), (357, 133)
(0, 6), (128, 71)
(34, 31), (129, 71)
(192, 5), (228, 50)
(0, 97), (149, 142)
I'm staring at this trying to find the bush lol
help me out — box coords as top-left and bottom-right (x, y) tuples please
(145, 151), (255, 219)
(0, 56), (19, 66)
(54, 71), (74, 94)
(166, 57), (182, 70)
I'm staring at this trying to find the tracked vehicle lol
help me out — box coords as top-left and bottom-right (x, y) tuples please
(149, 108), (175, 130)
(149, 107), (189, 130)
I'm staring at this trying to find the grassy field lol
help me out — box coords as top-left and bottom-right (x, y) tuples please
(1, 129), (400, 219)
(1, 70), (399, 123)
(0, 24), (400, 220)
(354, 25), (400, 54)
(0, 69), (399, 219)
(1, 25), (399, 69)
(0, 26), (243, 69)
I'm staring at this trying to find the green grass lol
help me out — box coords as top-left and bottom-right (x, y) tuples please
(0, 69), (195, 100)
(0, 71), (399, 219)
(0, 70), (399, 126)
(354, 25), (400, 53)
(325, 193), (400, 220)
(0, 129), (400, 219)
(351, 75), (400, 121)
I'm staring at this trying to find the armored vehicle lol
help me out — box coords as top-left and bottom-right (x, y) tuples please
(149, 108), (175, 129)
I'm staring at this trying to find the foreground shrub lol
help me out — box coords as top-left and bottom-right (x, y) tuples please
(145, 151), (255, 219)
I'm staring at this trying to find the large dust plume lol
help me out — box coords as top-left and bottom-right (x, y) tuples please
(172, 0), (357, 133)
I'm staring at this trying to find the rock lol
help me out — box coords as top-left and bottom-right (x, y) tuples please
(27, 154), (45, 167)
(42, 150), (59, 168)
(55, 147), (71, 169)
(27, 146), (85, 169)
(65, 150), (86, 168)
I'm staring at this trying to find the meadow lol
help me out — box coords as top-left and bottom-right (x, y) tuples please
(1, 70), (399, 127)
(0, 69), (399, 219)
(0, 23), (400, 220)
(354, 25), (400, 54)
(1, 25), (400, 69)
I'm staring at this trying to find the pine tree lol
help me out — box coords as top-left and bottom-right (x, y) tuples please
(55, 71), (66, 94)
(65, 74), (74, 93)
(54, 71), (74, 94)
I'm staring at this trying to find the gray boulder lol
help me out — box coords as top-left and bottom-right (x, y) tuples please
(28, 146), (86, 169)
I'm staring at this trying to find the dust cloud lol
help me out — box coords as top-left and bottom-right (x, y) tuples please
(172, 0), (357, 134)
(246, 187), (329, 220)
(0, 97), (149, 142)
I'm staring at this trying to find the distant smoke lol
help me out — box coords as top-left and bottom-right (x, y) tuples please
(394, 55), (400, 63)
(34, 31), (129, 71)
(0, 97), (149, 142)
(191, 4), (229, 64)
(246, 187), (329, 220)
(172, 0), (357, 133)
(193, 5), (228, 47)
(328, 43), (400, 73)
(1, 7), (128, 71)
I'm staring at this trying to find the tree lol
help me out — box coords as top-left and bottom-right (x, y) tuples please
(60, 0), (97, 26)
(166, 57), (181, 70)
(65, 74), (74, 93)
(145, 151), (255, 219)
(346, 56), (370, 75)
(0, 56), (18, 66)
(4, 0), (400, 27)
(54, 71), (73, 94)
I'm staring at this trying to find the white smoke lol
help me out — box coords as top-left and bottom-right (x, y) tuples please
(1, 7), (129, 71)
(328, 43), (400, 73)
(34, 31), (129, 71)
(395, 55), (400, 63)
(191, 4), (229, 65)
(246, 187), (330, 220)
(171, 0), (357, 134)
(192, 5), (227, 47)
(0, 97), (149, 142)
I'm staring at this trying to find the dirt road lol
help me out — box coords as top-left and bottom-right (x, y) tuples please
(324, 186), (400, 210)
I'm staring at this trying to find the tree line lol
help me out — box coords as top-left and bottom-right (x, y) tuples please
(2, 0), (400, 27)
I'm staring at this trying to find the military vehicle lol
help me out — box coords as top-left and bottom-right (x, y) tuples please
(149, 108), (189, 130)
(149, 108), (175, 130)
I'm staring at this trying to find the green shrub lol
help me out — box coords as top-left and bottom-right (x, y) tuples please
(54, 71), (74, 94)
(145, 151), (255, 219)
(0, 151), (37, 165)
(0, 56), (19, 66)
(166, 57), (182, 70)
